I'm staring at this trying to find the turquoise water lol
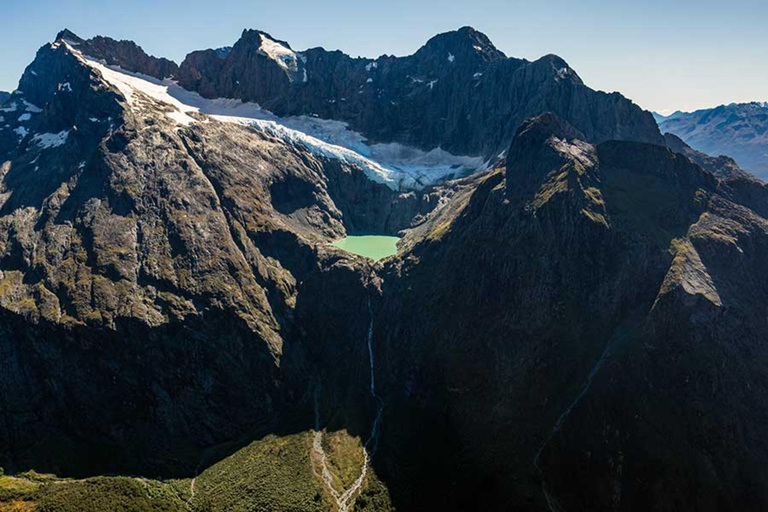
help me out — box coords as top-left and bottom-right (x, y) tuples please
(330, 235), (400, 261)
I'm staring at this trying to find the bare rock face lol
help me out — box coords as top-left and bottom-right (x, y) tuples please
(55, 29), (179, 80)
(0, 91), (9, 104)
(178, 27), (664, 160)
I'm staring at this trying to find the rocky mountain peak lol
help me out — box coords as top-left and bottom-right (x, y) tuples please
(50, 29), (179, 81)
(505, 113), (594, 198)
(213, 46), (232, 58)
(415, 26), (506, 64)
(55, 28), (83, 44)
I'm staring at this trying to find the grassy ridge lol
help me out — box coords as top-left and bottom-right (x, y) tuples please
(0, 430), (393, 511)
(0, 473), (186, 512)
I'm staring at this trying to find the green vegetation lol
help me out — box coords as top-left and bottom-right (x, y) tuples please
(0, 430), (393, 511)
(322, 430), (366, 492)
(330, 236), (400, 262)
(193, 432), (329, 512)
(0, 475), (186, 512)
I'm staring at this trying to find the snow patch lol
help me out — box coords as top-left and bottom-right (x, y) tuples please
(23, 101), (42, 113)
(59, 82), (72, 92)
(473, 72), (483, 79)
(17, 113), (31, 122)
(14, 126), (27, 139)
(448, 53), (455, 63)
(365, 61), (378, 72)
(366, 78), (373, 83)
(258, 34), (298, 73)
(427, 79), (438, 90)
(32, 130), (70, 149)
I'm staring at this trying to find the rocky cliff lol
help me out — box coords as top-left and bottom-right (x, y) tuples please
(178, 27), (664, 159)
(55, 28), (179, 80)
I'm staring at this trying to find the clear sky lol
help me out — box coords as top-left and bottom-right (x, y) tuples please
(2, 0), (766, 114)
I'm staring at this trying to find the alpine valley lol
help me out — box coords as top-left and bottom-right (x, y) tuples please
(1, 26), (768, 512)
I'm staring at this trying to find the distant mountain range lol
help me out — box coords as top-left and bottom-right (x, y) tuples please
(655, 102), (768, 178)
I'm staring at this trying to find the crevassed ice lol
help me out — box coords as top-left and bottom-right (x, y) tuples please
(69, 43), (482, 191)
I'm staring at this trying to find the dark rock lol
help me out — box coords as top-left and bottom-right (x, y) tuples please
(178, 27), (664, 160)
(55, 29), (179, 80)
(373, 114), (767, 510)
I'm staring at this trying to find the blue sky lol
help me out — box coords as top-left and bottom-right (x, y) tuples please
(2, 0), (766, 113)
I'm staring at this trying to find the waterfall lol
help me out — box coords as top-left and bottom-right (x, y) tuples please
(364, 295), (384, 456)
(311, 287), (384, 512)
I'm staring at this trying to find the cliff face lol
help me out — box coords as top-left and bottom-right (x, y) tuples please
(55, 29), (179, 80)
(178, 27), (664, 159)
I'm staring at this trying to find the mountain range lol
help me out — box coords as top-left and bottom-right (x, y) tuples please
(656, 102), (768, 178)
(1, 27), (768, 512)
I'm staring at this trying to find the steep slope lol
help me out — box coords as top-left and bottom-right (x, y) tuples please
(659, 102), (768, 178)
(0, 91), (9, 104)
(55, 28), (179, 80)
(0, 33), (431, 480)
(372, 114), (768, 511)
(179, 27), (663, 160)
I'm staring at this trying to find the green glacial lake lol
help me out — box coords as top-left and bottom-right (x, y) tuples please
(331, 235), (400, 261)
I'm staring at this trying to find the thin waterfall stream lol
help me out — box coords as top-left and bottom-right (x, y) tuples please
(312, 285), (384, 512)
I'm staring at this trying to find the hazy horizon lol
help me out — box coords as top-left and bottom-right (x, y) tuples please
(2, 0), (767, 114)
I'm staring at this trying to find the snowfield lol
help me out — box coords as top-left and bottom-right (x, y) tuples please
(65, 42), (483, 191)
